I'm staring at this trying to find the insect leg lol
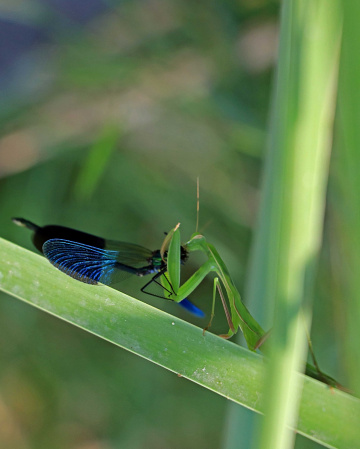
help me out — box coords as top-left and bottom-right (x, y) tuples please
(203, 277), (235, 337)
(140, 270), (174, 300)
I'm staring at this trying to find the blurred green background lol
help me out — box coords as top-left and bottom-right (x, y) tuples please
(0, 1), (344, 448)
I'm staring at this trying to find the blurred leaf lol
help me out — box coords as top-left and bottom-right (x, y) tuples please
(73, 124), (120, 200)
(227, 1), (343, 448)
(335, 0), (360, 397)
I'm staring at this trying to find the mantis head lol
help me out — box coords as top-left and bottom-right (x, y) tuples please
(185, 233), (207, 253)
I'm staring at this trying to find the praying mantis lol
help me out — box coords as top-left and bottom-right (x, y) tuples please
(159, 223), (341, 389)
(161, 223), (264, 351)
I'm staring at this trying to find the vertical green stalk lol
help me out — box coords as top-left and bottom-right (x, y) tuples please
(335, 0), (360, 396)
(246, 1), (341, 448)
(225, 1), (342, 446)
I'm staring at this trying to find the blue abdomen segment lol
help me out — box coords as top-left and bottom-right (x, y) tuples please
(178, 299), (205, 318)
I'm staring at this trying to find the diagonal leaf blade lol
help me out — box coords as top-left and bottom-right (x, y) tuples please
(0, 237), (359, 448)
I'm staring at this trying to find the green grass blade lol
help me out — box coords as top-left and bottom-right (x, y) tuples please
(228, 1), (342, 448)
(0, 238), (359, 448)
(336, 1), (360, 397)
(73, 124), (120, 200)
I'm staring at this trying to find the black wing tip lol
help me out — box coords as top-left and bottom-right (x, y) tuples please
(12, 217), (39, 231)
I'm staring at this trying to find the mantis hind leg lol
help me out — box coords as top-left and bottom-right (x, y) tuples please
(203, 277), (235, 338)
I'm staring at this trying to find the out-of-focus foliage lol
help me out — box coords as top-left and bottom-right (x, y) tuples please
(0, 1), (350, 449)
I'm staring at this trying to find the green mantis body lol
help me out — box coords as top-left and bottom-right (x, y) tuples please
(162, 225), (342, 389)
(163, 225), (264, 350)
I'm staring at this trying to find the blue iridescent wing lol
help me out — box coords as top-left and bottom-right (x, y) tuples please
(43, 239), (126, 285)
